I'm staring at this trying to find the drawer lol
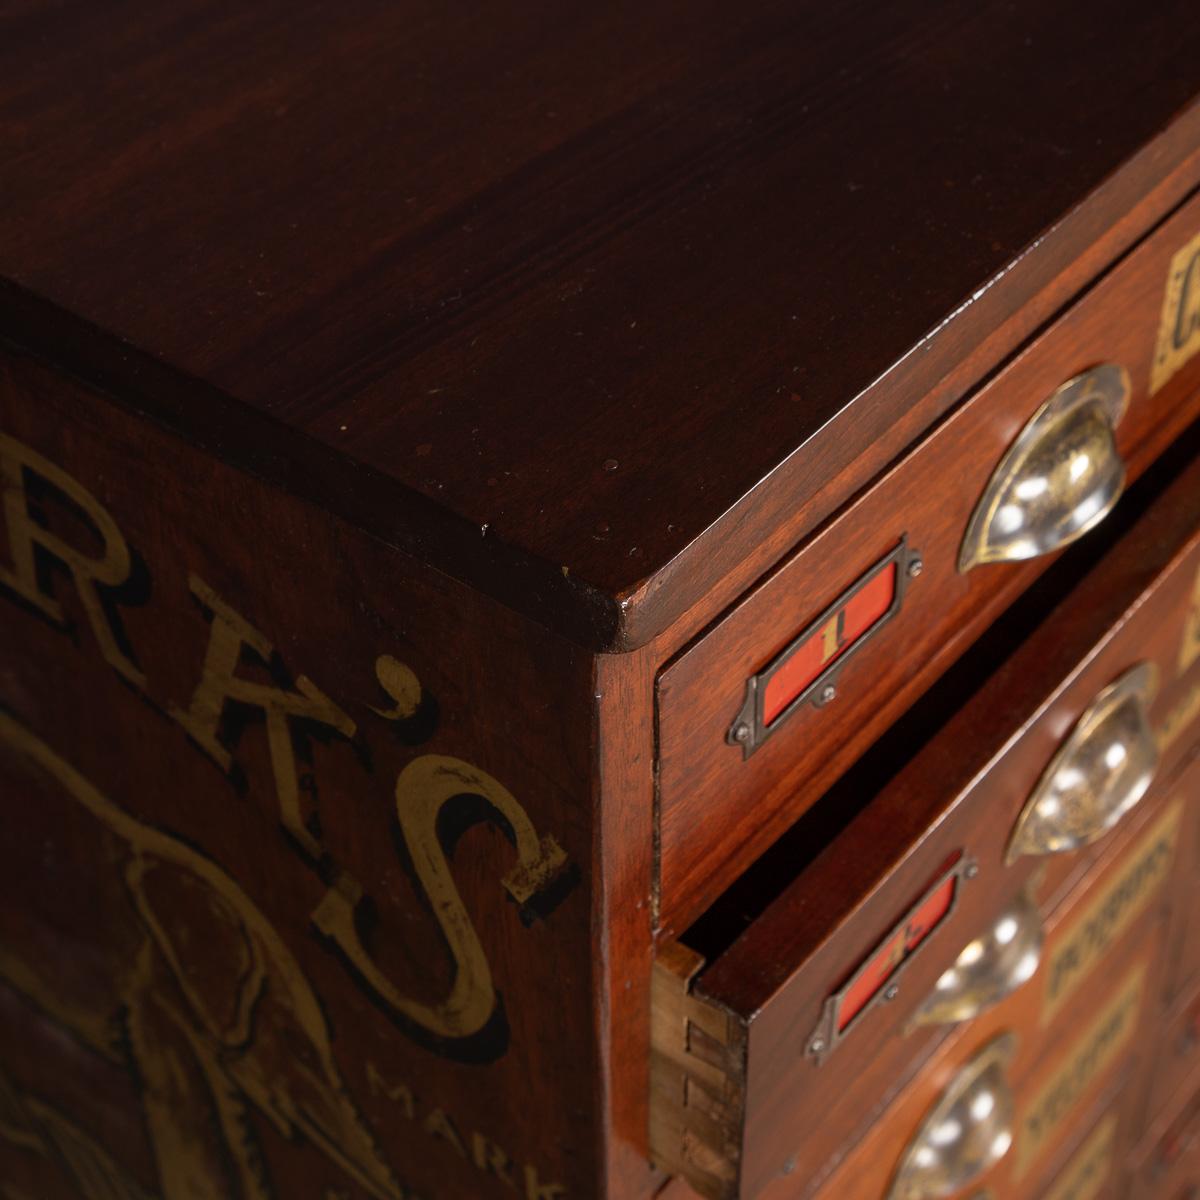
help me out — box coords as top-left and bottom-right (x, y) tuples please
(1034, 1100), (1126, 1200)
(1133, 1079), (1200, 1200)
(1168, 891), (1200, 1011)
(650, 445), (1200, 1200)
(803, 925), (1162, 1200)
(1164, 753), (1200, 1006)
(1147, 983), (1200, 1135)
(657, 191), (1200, 933)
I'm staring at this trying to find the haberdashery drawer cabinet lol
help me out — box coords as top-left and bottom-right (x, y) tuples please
(650, 441), (1200, 1199)
(3, 3), (1200, 1200)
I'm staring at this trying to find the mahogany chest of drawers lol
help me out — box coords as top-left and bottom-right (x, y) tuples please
(2, 4), (1200, 1200)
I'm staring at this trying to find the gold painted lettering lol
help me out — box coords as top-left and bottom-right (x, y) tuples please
(168, 574), (356, 859)
(818, 614), (841, 664)
(0, 1067), (156, 1200)
(0, 711), (403, 1200)
(0, 430), (144, 688)
(1042, 802), (1179, 1024)
(1180, 565), (1200, 676)
(367, 1063), (417, 1120)
(1153, 234), (1200, 393)
(312, 756), (568, 1041)
(1017, 963), (1144, 1179)
(472, 1132), (515, 1187)
(1042, 1114), (1116, 1200)
(1157, 679), (1200, 753)
(523, 1166), (567, 1200)
(422, 1108), (467, 1159)
(360, 1064), (563, 1198)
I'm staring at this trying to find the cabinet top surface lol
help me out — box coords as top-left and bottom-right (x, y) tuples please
(3, 0), (1199, 647)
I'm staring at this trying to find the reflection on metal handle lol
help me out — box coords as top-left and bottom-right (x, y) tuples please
(912, 887), (1043, 1027)
(959, 364), (1130, 572)
(1007, 663), (1159, 864)
(887, 1034), (1016, 1200)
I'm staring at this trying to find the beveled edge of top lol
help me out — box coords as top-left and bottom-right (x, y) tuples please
(4, 99), (1200, 655)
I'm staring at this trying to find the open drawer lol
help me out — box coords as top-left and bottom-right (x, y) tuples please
(657, 189), (1200, 934)
(650, 437), (1200, 1199)
(801, 906), (1166, 1200)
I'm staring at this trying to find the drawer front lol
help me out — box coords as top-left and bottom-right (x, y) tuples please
(1147, 983), (1200, 1135)
(1164, 752), (1200, 1007)
(1135, 1082), (1200, 1200)
(657, 191), (1200, 933)
(651, 446), (1200, 1199)
(801, 929), (1161, 1200)
(798, 874), (1167, 1200)
(1036, 1103), (1125, 1200)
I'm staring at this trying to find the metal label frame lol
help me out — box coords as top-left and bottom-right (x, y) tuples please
(727, 537), (920, 757)
(806, 853), (974, 1065)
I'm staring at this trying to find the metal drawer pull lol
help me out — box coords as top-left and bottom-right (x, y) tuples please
(1007, 662), (1158, 863)
(888, 1034), (1016, 1200)
(958, 364), (1130, 572)
(913, 887), (1043, 1027)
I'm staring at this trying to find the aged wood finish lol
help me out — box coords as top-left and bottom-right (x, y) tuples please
(800, 917), (1167, 1200)
(3, 5), (1200, 1200)
(670, 791), (1183, 1200)
(1036, 1101), (1125, 1200)
(809, 741), (1200, 1200)
(1144, 979), (1200, 1136)
(594, 646), (664, 1200)
(1130, 1066), (1200, 1200)
(657, 190), (1200, 932)
(3, 4), (1200, 651)
(0, 349), (597, 1200)
(650, 445), (1200, 1198)
(1162, 755), (1200, 1020)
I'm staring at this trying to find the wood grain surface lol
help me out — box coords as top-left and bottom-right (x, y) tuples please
(657, 189), (1200, 933)
(0, 346), (601, 1200)
(652, 439), (1200, 1198)
(800, 926), (1162, 1200)
(2, 1), (1200, 647)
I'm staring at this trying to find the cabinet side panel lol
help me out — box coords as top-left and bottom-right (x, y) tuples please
(0, 348), (597, 1200)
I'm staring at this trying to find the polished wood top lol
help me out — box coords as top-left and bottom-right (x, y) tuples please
(2, 0), (1199, 647)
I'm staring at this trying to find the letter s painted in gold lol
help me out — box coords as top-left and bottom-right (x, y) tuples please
(311, 756), (568, 1044)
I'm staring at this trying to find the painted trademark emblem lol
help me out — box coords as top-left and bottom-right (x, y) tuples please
(728, 537), (922, 756)
(806, 853), (974, 1065)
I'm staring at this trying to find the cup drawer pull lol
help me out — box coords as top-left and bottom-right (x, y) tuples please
(959, 364), (1130, 572)
(1007, 662), (1159, 863)
(913, 887), (1043, 1027)
(888, 1034), (1016, 1200)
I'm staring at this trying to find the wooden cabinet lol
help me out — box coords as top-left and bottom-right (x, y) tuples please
(2, 4), (1200, 1199)
(657, 191), (1200, 930)
(651, 450), (1200, 1197)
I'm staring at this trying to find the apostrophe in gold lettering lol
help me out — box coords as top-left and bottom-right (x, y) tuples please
(369, 653), (438, 745)
(371, 655), (422, 721)
(0, 430), (146, 689)
(168, 574), (356, 860)
(311, 756), (572, 1056)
